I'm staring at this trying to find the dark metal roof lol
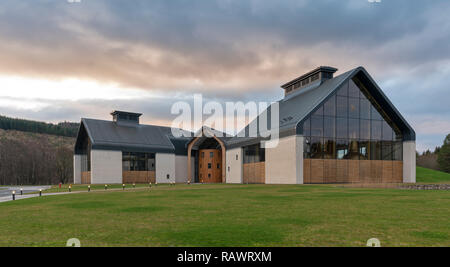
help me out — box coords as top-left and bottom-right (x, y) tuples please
(227, 66), (415, 148)
(78, 118), (193, 154)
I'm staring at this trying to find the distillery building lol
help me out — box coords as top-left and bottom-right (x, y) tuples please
(73, 66), (416, 185)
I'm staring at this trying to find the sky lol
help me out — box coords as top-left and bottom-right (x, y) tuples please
(0, 0), (449, 152)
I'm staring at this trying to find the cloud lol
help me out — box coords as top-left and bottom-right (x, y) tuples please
(0, 0), (449, 151)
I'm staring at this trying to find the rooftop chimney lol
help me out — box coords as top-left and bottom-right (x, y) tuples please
(111, 110), (142, 125)
(281, 66), (338, 97)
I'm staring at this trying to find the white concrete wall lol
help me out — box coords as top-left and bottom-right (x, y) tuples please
(265, 135), (303, 184)
(73, 155), (82, 184)
(175, 155), (195, 183)
(156, 153), (176, 184)
(403, 141), (416, 183)
(226, 147), (243, 183)
(90, 149), (122, 184)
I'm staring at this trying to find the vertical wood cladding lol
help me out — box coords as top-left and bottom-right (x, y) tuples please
(122, 171), (156, 184)
(198, 149), (222, 183)
(81, 171), (91, 184)
(307, 159), (402, 184)
(243, 162), (265, 184)
(303, 159), (311, 184)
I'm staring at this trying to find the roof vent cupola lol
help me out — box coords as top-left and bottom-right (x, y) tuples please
(281, 66), (338, 97)
(111, 110), (142, 125)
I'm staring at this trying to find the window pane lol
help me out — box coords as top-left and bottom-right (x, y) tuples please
(371, 105), (383, 120)
(336, 118), (348, 139)
(336, 139), (349, 159)
(311, 116), (323, 137)
(382, 141), (393, 160)
(360, 98), (370, 119)
(304, 137), (311, 159)
(323, 139), (336, 159)
(337, 82), (348, 96)
(210, 151), (214, 158)
(148, 157), (155, 171)
(313, 105), (323, 116)
(302, 118), (311, 137)
(370, 141), (382, 160)
(348, 140), (359, 160)
(311, 137), (323, 159)
(348, 79), (360, 98)
(360, 119), (370, 140)
(382, 121), (394, 141)
(323, 94), (336, 117)
(324, 117), (335, 138)
(349, 118), (359, 139)
(371, 120), (382, 140)
(337, 96), (348, 117)
(359, 140), (370, 160)
(349, 98), (359, 118)
(393, 141), (402, 161)
(259, 147), (265, 162)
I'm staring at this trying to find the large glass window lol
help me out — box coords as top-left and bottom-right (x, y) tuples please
(311, 116), (324, 137)
(324, 117), (335, 138)
(122, 152), (156, 171)
(348, 98), (359, 119)
(337, 96), (348, 118)
(324, 139), (336, 159)
(311, 137), (323, 159)
(243, 144), (265, 163)
(301, 77), (402, 161)
(336, 139), (349, 159)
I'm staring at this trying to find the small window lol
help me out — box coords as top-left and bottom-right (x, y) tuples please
(217, 163), (220, 169)
(201, 152), (205, 158)
(166, 174), (170, 179)
(210, 152), (214, 158)
(236, 155), (238, 160)
(208, 173), (211, 178)
(208, 163), (212, 169)
(228, 166), (230, 172)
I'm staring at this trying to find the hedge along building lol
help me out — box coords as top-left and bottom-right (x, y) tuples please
(73, 66), (416, 185)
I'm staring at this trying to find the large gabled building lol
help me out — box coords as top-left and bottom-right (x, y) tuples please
(73, 66), (416, 185)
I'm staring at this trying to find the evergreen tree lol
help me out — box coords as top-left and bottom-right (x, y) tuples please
(437, 134), (450, 173)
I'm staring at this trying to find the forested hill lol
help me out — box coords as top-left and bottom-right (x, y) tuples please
(0, 115), (80, 137)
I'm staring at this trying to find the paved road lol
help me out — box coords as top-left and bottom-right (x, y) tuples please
(0, 186), (51, 202)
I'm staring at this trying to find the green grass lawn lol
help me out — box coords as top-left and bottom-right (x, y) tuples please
(0, 183), (449, 247)
(416, 166), (450, 183)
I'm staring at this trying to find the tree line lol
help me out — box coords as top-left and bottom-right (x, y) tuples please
(0, 115), (79, 137)
(417, 134), (450, 173)
(0, 131), (74, 185)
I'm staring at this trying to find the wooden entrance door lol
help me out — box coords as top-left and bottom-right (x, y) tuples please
(198, 149), (222, 183)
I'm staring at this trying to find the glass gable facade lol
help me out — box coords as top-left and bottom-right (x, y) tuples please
(303, 78), (402, 161)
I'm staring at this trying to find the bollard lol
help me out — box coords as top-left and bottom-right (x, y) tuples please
(123, 184), (125, 190)
(133, 183), (135, 189)
(149, 182), (152, 188)
(69, 185), (72, 192)
(39, 189), (42, 197)
(88, 185), (91, 192)
(12, 190), (15, 201)
(105, 184), (108, 190)
(20, 188), (23, 195)
(188, 180), (190, 185)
